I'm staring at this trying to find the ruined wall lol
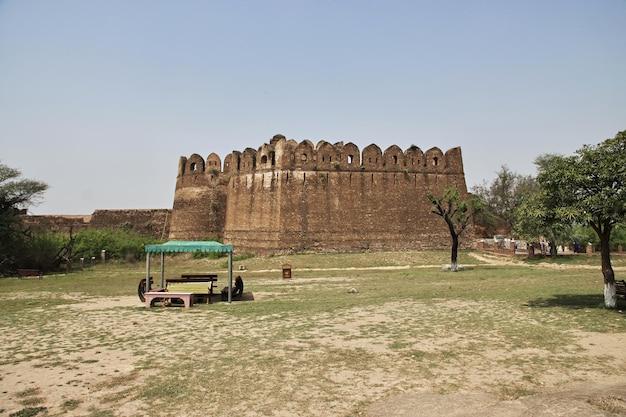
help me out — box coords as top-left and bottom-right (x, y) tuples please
(24, 209), (171, 239)
(90, 209), (171, 238)
(169, 134), (473, 254)
(23, 215), (92, 234)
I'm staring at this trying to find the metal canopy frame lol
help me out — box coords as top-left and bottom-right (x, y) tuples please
(144, 241), (235, 303)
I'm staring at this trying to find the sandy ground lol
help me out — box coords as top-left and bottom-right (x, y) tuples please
(1, 255), (626, 416)
(365, 253), (626, 417)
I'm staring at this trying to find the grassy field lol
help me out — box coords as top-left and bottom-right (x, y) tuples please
(1, 250), (625, 417)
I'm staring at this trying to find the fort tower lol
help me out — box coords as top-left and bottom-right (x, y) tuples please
(169, 134), (472, 254)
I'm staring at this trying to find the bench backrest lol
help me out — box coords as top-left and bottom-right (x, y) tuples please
(167, 282), (212, 294)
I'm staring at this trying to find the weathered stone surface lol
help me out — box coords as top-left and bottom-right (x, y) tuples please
(169, 135), (474, 254)
(24, 209), (171, 239)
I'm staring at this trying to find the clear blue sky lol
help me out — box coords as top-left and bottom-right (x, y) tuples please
(1, 0), (624, 215)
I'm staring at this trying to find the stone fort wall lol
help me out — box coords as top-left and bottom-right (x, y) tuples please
(24, 209), (171, 239)
(169, 134), (473, 254)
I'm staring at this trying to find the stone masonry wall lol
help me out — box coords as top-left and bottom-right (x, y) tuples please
(23, 215), (92, 234)
(169, 134), (473, 254)
(90, 209), (171, 238)
(24, 209), (171, 239)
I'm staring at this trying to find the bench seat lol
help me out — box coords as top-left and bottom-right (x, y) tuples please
(166, 277), (217, 304)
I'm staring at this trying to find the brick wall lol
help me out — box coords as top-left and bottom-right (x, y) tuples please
(24, 209), (171, 239)
(169, 135), (475, 254)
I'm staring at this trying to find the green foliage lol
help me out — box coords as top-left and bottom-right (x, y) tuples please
(428, 187), (483, 269)
(611, 224), (626, 249)
(515, 131), (626, 255)
(192, 250), (227, 259)
(528, 130), (626, 306)
(573, 223), (626, 251)
(472, 165), (538, 235)
(537, 131), (626, 229)
(514, 189), (574, 250)
(428, 188), (483, 237)
(0, 164), (48, 210)
(73, 228), (159, 262)
(0, 163), (48, 274)
(572, 224), (596, 247)
(21, 230), (67, 271)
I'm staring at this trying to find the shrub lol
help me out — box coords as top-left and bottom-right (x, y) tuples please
(73, 229), (160, 263)
(20, 230), (67, 271)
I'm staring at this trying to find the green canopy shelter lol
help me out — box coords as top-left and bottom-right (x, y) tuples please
(144, 241), (235, 303)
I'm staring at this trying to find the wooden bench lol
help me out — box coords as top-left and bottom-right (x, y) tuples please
(17, 269), (42, 279)
(166, 275), (218, 304)
(144, 291), (194, 308)
(616, 280), (626, 298)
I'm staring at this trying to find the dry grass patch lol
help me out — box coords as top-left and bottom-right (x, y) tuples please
(587, 395), (626, 414)
(1, 251), (626, 416)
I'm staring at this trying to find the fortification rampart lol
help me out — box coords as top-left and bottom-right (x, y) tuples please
(90, 209), (171, 238)
(22, 215), (92, 234)
(169, 134), (472, 254)
(24, 209), (171, 239)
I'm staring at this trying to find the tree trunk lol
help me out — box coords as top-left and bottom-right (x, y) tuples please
(450, 233), (459, 272)
(599, 228), (616, 308)
(605, 281), (617, 309)
(590, 219), (616, 308)
(550, 242), (558, 257)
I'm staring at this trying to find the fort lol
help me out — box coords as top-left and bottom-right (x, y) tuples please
(169, 134), (473, 254)
(23, 134), (475, 254)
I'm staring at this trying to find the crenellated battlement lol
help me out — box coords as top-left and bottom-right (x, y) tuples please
(176, 134), (464, 178)
(169, 134), (472, 254)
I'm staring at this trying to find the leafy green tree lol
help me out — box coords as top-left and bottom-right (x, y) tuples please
(429, 188), (483, 272)
(472, 165), (538, 236)
(514, 191), (573, 256)
(610, 224), (626, 251)
(534, 130), (626, 308)
(0, 163), (48, 272)
(570, 223), (626, 253)
(513, 154), (574, 256)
